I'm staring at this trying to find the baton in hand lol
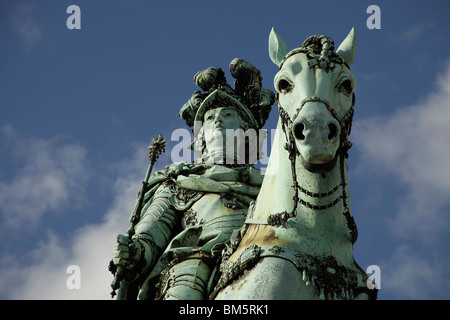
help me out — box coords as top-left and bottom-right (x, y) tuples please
(110, 134), (166, 299)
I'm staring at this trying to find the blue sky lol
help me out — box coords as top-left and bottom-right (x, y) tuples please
(0, 0), (449, 300)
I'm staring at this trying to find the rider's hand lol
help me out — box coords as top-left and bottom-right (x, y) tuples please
(112, 234), (142, 270)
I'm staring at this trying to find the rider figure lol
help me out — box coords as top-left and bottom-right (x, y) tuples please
(110, 58), (274, 300)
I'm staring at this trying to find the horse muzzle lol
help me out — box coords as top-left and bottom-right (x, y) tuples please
(292, 100), (341, 171)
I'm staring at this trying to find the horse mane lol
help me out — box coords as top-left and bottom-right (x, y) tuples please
(280, 35), (347, 71)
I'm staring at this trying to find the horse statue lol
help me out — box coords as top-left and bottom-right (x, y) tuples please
(210, 28), (377, 300)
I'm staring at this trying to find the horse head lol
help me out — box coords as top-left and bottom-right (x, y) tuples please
(269, 28), (356, 173)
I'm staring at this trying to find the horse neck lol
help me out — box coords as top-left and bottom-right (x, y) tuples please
(250, 117), (354, 260)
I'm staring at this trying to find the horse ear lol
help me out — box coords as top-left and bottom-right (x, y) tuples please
(269, 27), (288, 67)
(336, 27), (357, 67)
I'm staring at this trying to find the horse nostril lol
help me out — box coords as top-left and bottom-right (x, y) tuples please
(328, 123), (338, 140)
(294, 123), (305, 140)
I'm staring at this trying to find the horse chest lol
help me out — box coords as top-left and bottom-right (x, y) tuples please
(215, 256), (316, 300)
(214, 245), (367, 300)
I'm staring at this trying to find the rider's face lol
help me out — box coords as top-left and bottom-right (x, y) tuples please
(202, 107), (241, 160)
(203, 107), (240, 132)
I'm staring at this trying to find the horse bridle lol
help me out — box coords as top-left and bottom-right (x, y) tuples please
(246, 91), (358, 244)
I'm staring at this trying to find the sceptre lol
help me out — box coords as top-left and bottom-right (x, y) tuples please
(110, 134), (166, 299)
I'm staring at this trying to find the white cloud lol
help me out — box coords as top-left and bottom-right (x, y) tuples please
(381, 245), (445, 299)
(352, 61), (450, 299)
(3, 191), (132, 299)
(1, 142), (169, 299)
(400, 23), (434, 43)
(10, 1), (42, 49)
(353, 60), (450, 243)
(0, 125), (89, 229)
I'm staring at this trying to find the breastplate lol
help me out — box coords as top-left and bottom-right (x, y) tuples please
(183, 193), (248, 231)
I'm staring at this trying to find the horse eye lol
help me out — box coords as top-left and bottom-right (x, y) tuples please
(278, 79), (293, 93)
(339, 79), (353, 96)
